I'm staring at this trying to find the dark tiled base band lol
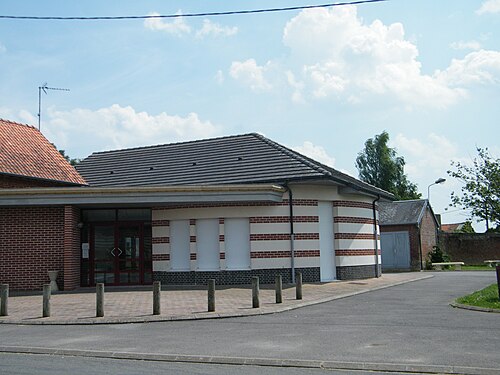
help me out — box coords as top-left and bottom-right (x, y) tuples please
(154, 265), (380, 285)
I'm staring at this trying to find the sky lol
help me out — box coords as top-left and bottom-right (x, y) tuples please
(0, 0), (499, 231)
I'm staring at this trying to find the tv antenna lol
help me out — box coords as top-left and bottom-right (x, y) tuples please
(37, 83), (70, 130)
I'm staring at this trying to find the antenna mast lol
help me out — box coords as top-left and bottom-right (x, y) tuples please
(37, 83), (70, 130)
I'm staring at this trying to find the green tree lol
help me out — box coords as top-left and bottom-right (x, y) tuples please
(448, 147), (500, 231)
(457, 221), (475, 234)
(356, 131), (421, 200)
(54, 145), (80, 166)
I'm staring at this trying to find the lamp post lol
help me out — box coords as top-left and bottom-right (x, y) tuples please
(427, 178), (446, 202)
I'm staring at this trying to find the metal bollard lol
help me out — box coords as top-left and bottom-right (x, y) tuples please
(496, 265), (500, 301)
(153, 281), (161, 315)
(42, 284), (51, 318)
(1, 284), (8, 316)
(296, 272), (303, 300)
(208, 279), (216, 312)
(252, 276), (260, 308)
(96, 283), (104, 317)
(275, 275), (282, 304)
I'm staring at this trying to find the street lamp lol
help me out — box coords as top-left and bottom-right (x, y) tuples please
(427, 178), (446, 202)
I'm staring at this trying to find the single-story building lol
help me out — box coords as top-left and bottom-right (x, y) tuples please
(378, 199), (439, 271)
(1, 119), (393, 290)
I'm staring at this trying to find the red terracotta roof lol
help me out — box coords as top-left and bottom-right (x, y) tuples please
(0, 118), (87, 185)
(440, 223), (464, 232)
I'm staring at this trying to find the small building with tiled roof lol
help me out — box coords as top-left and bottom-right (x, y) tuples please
(378, 199), (440, 271)
(440, 223), (465, 233)
(0, 118), (87, 188)
(1, 127), (394, 291)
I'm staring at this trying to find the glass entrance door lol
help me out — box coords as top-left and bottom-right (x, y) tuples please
(117, 225), (141, 285)
(91, 223), (151, 286)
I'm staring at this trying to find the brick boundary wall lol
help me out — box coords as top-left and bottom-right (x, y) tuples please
(439, 232), (500, 264)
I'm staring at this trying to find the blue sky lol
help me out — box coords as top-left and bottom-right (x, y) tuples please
(1, 0), (499, 230)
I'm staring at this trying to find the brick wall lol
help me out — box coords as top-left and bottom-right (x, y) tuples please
(0, 206), (65, 290)
(439, 232), (500, 264)
(0, 205), (81, 291)
(63, 206), (81, 290)
(420, 208), (438, 265)
(0, 174), (72, 188)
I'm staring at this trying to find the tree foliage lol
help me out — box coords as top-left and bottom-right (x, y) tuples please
(55, 145), (80, 166)
(448, 147), (500, 231)
(356, 131), (421, 200)
(457, 221), (475, 234)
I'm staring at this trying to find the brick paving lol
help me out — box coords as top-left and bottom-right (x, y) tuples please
(0, 273), (431, 324)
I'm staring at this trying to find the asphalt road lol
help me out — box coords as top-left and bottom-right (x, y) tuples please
(0, 272), (498, 374)
(0, 353), (414, 375)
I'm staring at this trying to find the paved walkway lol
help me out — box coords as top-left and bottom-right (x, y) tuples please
(0, 273), (432, 325)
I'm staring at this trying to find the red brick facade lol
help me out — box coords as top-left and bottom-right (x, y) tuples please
(63, 206), (81, 290)
(0, 205), (81, 291)
(0, 174), (74, 189)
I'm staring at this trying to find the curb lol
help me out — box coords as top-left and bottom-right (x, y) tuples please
(450, 302), (500, 314)
(1, 346), (499, 375)
(0, 274), (433, 325)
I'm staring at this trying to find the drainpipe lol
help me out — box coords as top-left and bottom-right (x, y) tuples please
(417, 223), (423, 271)
(372, 195), (381, 278)
(285, 183), (296, 284)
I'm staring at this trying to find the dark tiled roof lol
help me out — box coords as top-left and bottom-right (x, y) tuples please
(378, 199), (429, 226)
(77, 133), (393, 198)
(0, 119), (87, 186)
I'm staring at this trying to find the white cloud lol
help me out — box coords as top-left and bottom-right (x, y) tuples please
(476, 0), (500, 15)
(144, 11), (191, 36)
(145, 13), (237, 39)
(196, 19), (238, 38)
(281, 6), (466, 109)
(392, 133), (460, 179)
(0, 42), (5, 53)
(36, 104), (220, 157)
(450, 40), (482, 51)
(292, 141), (336, 167)
(437, 50), (500, 86)
(229, 59), (272, 92)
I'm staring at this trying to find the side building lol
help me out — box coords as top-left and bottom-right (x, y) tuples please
(1, 121), (393, 290)
(379, 199), (439, 271)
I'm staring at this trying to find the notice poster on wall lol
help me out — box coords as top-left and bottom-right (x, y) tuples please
(82, 243), (89, 259)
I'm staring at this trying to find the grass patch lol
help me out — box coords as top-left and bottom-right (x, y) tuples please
(461, 265), (496, 271)
(456, 284), (500, 310)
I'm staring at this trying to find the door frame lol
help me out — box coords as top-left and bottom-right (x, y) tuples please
(89, 221), (149, 286)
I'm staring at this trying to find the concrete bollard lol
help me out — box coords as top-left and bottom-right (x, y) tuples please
(252, 276), (260, 308)
(42, 284), (51, 318)
(496, 265), (500, 301)
(296, 272), (303, 300)
(153, 281), (161, 315)
(275, 275), (282, 304)
(96, 283), (104, 317)
(208, 279), (216, 312)
(1, 284), (8, 316)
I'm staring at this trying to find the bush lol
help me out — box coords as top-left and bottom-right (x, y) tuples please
(426, 246), (450, 269)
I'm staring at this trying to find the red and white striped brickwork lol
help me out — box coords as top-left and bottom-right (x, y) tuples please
(151, 185), (380, 275)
